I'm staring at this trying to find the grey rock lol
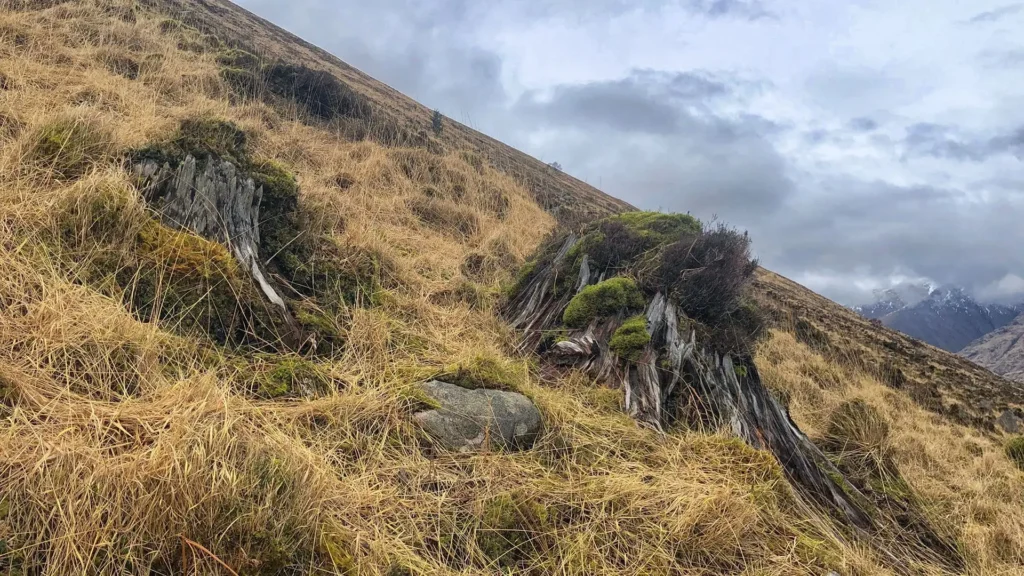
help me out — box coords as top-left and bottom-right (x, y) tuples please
(414, 380), (542, 453)
(997, 409), (1021, 434)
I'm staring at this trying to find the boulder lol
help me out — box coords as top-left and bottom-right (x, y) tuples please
(413, 380), (542, 453)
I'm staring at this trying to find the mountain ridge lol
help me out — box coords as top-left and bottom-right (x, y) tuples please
(854, 283), (1022, 352)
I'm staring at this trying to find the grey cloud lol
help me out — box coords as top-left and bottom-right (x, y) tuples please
(763, 178), (1024, 303)
(514, 0), (775, 21)
(238, 0), (506, 120)
(510, 70), (794, 224)
(695, 0), (775, 20)
(849, 117), (879, 132)
(902, 123), (1024, 162)
(979, 48), (1024, 68)
(513, 70), (731, 135)
(967, 3), (1024, 24)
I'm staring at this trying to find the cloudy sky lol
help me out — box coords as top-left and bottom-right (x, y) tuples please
(237, 0), (1024, 305)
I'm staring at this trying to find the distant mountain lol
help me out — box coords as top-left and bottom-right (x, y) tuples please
(854, 284), (1022, 352)
(854, 284), (932, 319)
(961, 315), (1024, 383)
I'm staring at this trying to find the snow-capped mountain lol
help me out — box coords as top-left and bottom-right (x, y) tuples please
(854, 283), (933, 319)
(854, 283), (1023, 352)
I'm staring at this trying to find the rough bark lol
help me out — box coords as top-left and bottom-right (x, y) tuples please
(133, 155), (301, 345)
(503, 235), (875, 530)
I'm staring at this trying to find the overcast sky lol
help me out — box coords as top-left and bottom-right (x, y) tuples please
(237, 0), (1024, 305)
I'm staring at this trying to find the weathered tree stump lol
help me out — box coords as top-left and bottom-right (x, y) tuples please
(502, 215), (875, 530)
(133, 154), (302, 347)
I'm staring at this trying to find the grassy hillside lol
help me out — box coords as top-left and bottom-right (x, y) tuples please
(1, 1), (1023, 575)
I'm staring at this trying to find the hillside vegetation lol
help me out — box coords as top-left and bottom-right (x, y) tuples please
(1, 1), (1023, 575)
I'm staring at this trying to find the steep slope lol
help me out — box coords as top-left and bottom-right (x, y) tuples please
(878, 286), (1021, 352)
(962, 315), (1024, 383)
(2, 1), (1024, 575)
(137, 0), (634, 227)
(758, 271), (1024, 426)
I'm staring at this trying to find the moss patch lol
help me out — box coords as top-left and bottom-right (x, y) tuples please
(609, 315), (651, 361)
(133, 117), (249, 169)
(29, 116), (112, 180)
(126, 220), (291, 346)
(476, 493), (549, 569)
(438, 353), (528, 392)
(572, 211), (701, 271)
(258, 357), (332, 399)
(562, 277), (645, 328)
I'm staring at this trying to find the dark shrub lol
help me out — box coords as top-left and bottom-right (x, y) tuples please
(431, 109), (443, 134)
(265, 63), (372, 121)
(659, 222), (758, 327)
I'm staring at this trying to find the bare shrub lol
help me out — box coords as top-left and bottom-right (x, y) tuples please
(659, 222), (758, 328)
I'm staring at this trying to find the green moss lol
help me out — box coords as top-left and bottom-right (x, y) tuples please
(259, 357), (331, 399)
(438, 353), (527, 392)
(562, 277), (645, 328)
(29, 116), (112, 180)
(477, 494), (549, 568)
(126, 220), (292, 346)
(503, 259), (537, 299)
(251, 159), (301, 263)
(1006, 436), (1024, 471)
(609, 315), (651, 361)
(293, 301), (344, 351)
(320, 533), (357, 575)
(539, 327), (569, 351)
(611, 211), (702, 242)
(571, 211), (702, 271)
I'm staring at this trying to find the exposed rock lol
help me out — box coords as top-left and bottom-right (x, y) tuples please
(997, 409), (1022, 434)
(133, 155), (300, 344)
(961, 314), (1024, 384)
(413, 380), (542, 453)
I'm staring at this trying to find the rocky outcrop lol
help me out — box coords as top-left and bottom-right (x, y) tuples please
(961, 314), (1024, 384)
(133, 154), (300, 344)
(413, 380), (542, 452)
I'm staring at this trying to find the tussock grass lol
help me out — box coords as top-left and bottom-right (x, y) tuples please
(1, 2), (1020, 575)
(759, 329), (1024, 572)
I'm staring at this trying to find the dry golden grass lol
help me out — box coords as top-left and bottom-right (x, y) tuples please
(1, 1), (1022, 575)
(0, 2), (845, 574)
(758, 330), (1024, 574)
